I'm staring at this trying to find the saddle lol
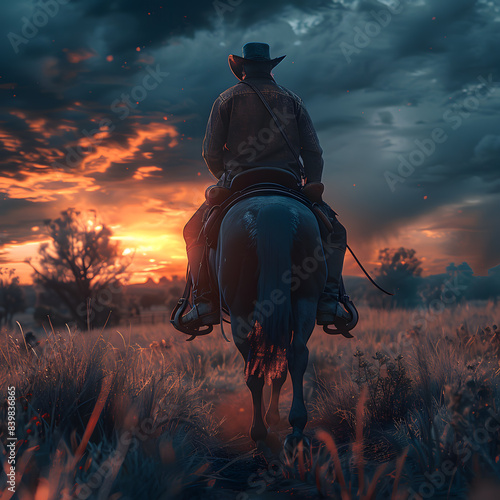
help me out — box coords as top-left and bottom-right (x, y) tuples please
(202, 167), (333, 249)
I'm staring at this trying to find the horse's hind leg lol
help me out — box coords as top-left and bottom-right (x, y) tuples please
(265, 371), (287, 428)
(287, 300), (316, 440)
(232, 329), (268, 444)
(288, 341), (309, 437)
(246, 373), (267, 442)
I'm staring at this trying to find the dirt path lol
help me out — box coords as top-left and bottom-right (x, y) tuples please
(208, 376), (301, 451)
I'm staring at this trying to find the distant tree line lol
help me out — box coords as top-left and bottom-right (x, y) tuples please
(3, 207), (496, 332)
(0, 268), (26, 327)
(347, 248), (500, 308)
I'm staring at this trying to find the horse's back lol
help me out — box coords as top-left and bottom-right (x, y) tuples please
(218, 195), (319, 247)
(215, 195), (326, 309)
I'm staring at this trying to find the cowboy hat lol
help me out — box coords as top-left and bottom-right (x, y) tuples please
(228, 42), (286, 80)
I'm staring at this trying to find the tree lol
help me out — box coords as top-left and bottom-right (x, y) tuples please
(27, 208), (133, 330)
(0, 268), (26, 327)
(372, 247), (423, 308)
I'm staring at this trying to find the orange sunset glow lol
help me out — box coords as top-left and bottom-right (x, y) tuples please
(1, 180), (207, 285)
(1, 3), (500, 497)
(1, 3), (499, 288)
(0, 108), (208, 284)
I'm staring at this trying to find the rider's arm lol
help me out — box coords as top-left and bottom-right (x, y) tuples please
(296, 101), (324, 183)
(202, 96), (229, 179)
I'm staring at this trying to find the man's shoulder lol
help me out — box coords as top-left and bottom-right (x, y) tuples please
(274, 84), (304, 105)
(218, 82), (248, 102)
(217, 81), (303, 104)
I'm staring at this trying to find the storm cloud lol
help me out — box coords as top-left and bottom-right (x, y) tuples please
(0, 0), (499, 281)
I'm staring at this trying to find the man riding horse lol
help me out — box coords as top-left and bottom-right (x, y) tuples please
(181, 42), (350, 331)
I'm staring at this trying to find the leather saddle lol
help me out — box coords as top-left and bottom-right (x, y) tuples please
(202, 167), (333, 249)
(171, 166), (360, 340)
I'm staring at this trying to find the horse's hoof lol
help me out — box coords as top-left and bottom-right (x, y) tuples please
(283, 432), (311, 460)
(255, 439), (274, 461)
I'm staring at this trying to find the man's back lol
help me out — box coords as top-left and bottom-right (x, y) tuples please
(177, 42), (349, 336)
(202, 74), (324, 185)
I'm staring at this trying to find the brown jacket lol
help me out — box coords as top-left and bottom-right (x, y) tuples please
(202, 73), (324, 186)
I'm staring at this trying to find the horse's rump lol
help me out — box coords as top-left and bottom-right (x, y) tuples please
(215, 195), (325, 382)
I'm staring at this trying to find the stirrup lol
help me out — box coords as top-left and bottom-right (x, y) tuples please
(170, 297), (214, 341)
(320, 295), (358, 339)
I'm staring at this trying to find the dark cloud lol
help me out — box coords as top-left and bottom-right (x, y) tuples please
(0, 0), (499, 277)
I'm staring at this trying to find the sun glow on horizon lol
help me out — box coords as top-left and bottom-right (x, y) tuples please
(2, 230), (189, 285)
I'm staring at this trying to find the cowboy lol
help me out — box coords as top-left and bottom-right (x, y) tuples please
(181, 42), (349, 329)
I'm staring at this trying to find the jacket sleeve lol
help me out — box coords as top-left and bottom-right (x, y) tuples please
(296, 101), (324, 183)
(202, 96), (229, 179)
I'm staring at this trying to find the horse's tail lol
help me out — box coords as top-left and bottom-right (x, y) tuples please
(247, 203), (293, 382)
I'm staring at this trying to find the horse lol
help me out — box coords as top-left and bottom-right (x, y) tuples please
(211, 194), (327, 449)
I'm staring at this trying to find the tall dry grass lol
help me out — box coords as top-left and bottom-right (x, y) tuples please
(0, 323), (229, 499)
(0, 301), (499, 498)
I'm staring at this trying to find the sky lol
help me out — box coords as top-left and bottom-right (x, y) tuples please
(0, 0), (499, 284)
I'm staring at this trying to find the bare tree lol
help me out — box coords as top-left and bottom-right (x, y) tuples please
(0, 268), (26, 327)
(27, 208), (133, 330)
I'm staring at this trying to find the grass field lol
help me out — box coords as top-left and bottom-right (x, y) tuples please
(1, 302), (500, 499)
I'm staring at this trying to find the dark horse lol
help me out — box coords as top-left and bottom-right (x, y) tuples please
(212, 194), (327, 447)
